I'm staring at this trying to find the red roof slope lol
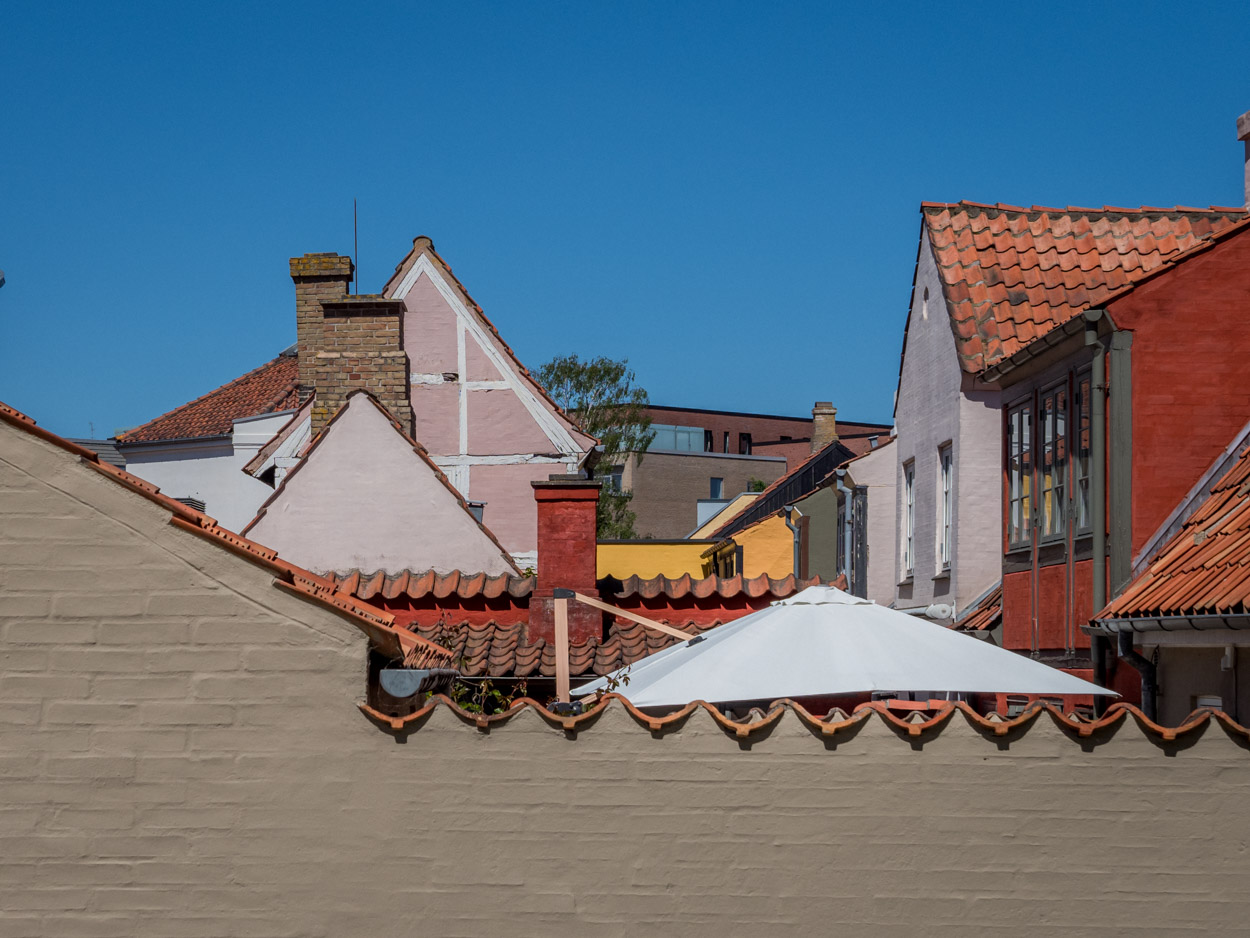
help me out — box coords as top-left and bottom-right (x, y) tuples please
(0, 399), (449, 667)
(1099, 445), (1250, 619)
(415, 617), (728, 678)
(118, 354), (299, 443)
(954, 584), (1002, 632)
(923, 202), (1246, 373)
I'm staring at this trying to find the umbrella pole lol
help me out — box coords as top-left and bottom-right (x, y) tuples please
(555, 596), (570, 703)
(569, 591), (693, 640)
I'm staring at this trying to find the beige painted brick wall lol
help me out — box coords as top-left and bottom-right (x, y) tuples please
(3, 420), (1250, 936)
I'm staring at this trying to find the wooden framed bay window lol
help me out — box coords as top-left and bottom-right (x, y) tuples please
(1006, 369), (1094, 553)
(1039, 383), (1068, 543)
(1074, 371), (1093, 534)
(1006, 402), (1033, 549)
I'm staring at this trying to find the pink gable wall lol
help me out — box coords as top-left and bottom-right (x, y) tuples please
(469, 463), (561, 556)
(403, 273), (458, 374)
(465, 335), (503, 381)
(467, 389), (554, 455)
(410, 383), (460, 457)
(245, 395), (516, 576)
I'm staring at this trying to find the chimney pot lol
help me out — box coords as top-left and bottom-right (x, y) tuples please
(1238, 110), (1250, 209)
(811, 402), (838, 453)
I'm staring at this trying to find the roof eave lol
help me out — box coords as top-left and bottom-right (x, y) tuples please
(1086, 613), (1250, 634)
(979, 308), (1117, 385)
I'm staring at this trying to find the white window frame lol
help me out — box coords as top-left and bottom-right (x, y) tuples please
(938, 444), (953, 572)
(903, 460), (915, 577)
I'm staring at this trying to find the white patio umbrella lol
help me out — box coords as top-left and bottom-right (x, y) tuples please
(573, 585), (1114, 708)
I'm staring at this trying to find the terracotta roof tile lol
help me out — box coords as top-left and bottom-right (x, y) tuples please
(117, 354), (300, 443)
(954, 584), (1001, 632)
(921, 203), (1247, 373)
(412, 617), (729, 678)
(1099, 445), (1250, 619)
(329, 568), (824, 604)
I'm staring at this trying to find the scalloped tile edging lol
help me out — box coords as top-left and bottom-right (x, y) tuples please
(358, 694), (1250, 746)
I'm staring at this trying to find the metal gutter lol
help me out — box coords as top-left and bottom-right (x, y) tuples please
(1086, 614), (1250, 634)
(783, 505), (804, 580)
(981, 314), (1088, 384)
(835, 470), (854, 594)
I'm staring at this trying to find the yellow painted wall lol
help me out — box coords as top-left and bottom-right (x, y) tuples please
(596, 541), (714, 579)
(734, 514), (795, 578)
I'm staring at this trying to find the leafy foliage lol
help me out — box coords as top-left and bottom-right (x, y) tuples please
(447, 677), (528, 714)
(537, 354), (653, 539)
(746, 477), (768, 493)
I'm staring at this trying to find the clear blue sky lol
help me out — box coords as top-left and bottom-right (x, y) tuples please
(4, 1), (1250, 438)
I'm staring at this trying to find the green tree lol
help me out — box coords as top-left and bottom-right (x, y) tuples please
(537, 354), (652, 538)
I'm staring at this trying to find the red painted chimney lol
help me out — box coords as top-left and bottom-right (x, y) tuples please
(527, 475), (602, 645)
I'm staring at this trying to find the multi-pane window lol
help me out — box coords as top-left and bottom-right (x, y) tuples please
(649, 424), (703, 452)
(1039, 385), (1067, 542)
(1074, 373), (1092, 533)
(939, 444), (953, 570)
(1007, 403), (1033, 548)
(1007, 372), (1095, 549)
(903, 460), (916, 575)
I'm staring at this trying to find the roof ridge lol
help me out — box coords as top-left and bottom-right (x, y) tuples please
(922, 201), (1247, 217)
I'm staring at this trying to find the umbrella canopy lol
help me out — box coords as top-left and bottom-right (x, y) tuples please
(573, 586), (1114, 708)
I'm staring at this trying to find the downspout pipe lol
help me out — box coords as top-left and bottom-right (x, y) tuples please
(783, 505), (803, 580)
(835, 470), (854, 593)
(1117, 631), (1158, 722)
(1085, 310), (1109, 714)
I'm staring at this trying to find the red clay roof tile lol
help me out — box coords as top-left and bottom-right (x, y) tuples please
(412, 617), (729, 678)
(954, 584), (1002, 632)
(117, 354), (300, 443)
(327, 569), (824, 603)
(1099, 445), (1250, 619)
(922, 203), (1247, 373)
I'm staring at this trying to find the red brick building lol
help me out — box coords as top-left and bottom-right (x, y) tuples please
(931, 201), (1250, 709)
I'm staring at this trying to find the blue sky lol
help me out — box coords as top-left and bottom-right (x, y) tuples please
(3, 1), (1250, 438)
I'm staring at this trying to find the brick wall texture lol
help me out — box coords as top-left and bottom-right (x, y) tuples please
(312, 311), (411, 437)
(290, 253), (353, 400)
(3, 418), (1250, 936)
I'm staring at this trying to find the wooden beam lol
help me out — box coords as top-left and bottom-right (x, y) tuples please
(554, 596), (570, 702)
(571, 592), (692, 640)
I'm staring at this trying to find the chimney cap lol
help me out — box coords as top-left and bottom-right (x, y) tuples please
(812, 401), (837, 414)
(1238, 111), (1250, 142)
(289, 253), (354, 280)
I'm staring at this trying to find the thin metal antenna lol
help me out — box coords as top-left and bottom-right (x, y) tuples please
(353, 199), (358, 295)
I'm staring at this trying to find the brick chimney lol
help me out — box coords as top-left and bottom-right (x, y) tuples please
(527, 475), (603, 646)
(290, 253), (354, 401)
(1238, 110), (1250, 208)
(311, 297), (411, 437)
(811, 402), (838, 453)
